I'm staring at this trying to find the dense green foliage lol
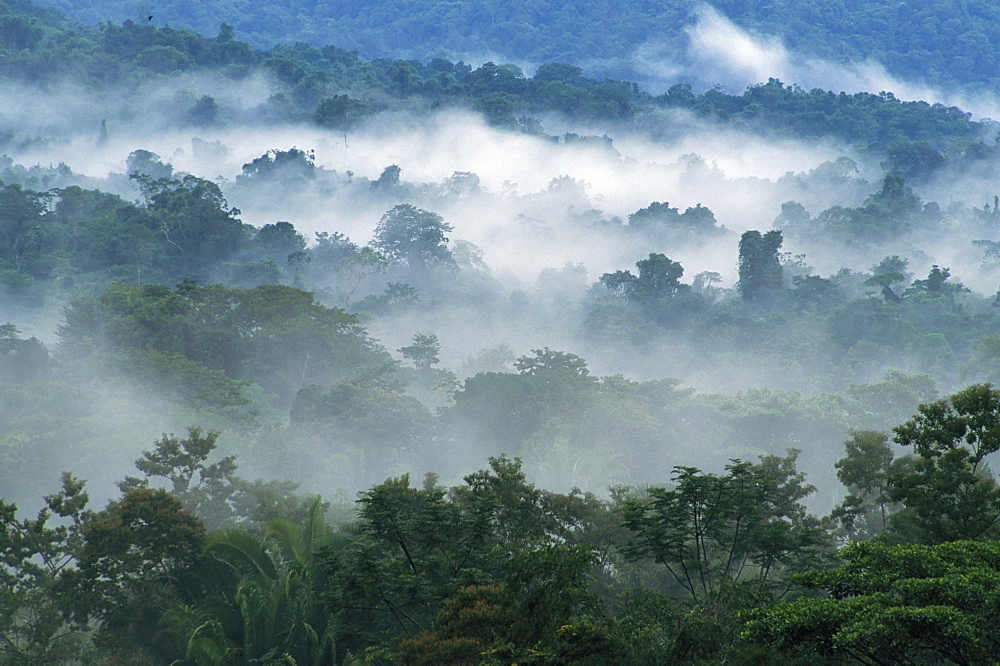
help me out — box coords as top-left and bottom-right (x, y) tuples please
(27, 0), (1000, 91)
(8, 384), (1000, 662)
(0, 1), (990, 160)
(59, 281), (386, 406)
(745, 540), (1000, 663)
(661, 79), (979, 152)
(7, 0), (1000, 662)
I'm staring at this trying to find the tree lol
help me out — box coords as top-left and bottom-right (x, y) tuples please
(888, 384), (1000, 542)
(58, 281), (388, 406)
(156, 605), (238, 665)
(870, 255), (911, 279)
(861, 174), (922, 226)
(399, 332), (441, 369)
(627, 201), (721, 239)
(599, 269), (638, 297)
(882, 139), (945, 182)
(962, 335), (1000, 385)
(136, 45), (194, 73)
(619, 453), (834, 663)
(904, 264), (968, 300)
(446, 349), (605, 465)
(789, 275), (843, 313)
(621, 451), (832, 603)
(312, 231), (359, 267)
(828, 431), (913, 541)
(254, 220), (307, 262)
(328, 456), (605, 658)
(333, 246), (388, 307)
(599, 253), (685, 303)
(397, 584), (513, 665)
(634, 253), (684, 299)
(0, 14), (42, 51)
(125, 149), (174, 180)
(64, 488), (206, 645)
(773, 201), (811, 235)
(371, 204), (456, 273)
(737, 230), (783, 302)
(193, 498), (336, 664)
(120, 428), (296, 532)
(132, 173), (250, 279)
(398, 546), (608, 665)
(0, 474), (94, 664)
(691, 271), (723, 301)
(329, 473), (485, 651)
(155, 496), (337, 665)
(513, 347), (588, 378)
(0, 323), (49, 383)
(186, 94), (219, 126)
(371, 164), (401, 192)
(805, 175), (925, 245)
(534, 62), (584, 84)
(744, 540), (1000, 664)
(867, 255), (910, 302)
(241, 149), (316, 182)
(314, 94), (370, 140)
(0, 183), (52, 277)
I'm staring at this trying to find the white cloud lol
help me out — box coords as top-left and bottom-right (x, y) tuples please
(635, 4), (1000, 121)
(685, 5), (793, 88)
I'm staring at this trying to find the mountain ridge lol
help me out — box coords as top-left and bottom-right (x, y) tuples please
(21, 0), (1000, 90)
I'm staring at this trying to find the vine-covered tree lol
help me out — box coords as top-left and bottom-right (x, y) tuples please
(737, 230), (783, 302)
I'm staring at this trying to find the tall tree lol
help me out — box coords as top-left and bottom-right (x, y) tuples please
(599, 253), (685, 302)
(63, 488), (206, 649)
(0, 474), (94, 663)
(737, 230), (783, 302)
(828, 431), (913, 541)
(0, 183), (52, 277)
(889, 384), (1000, 542)
(188, 498), (337, 664)
(132, 173), (250, 279)
(621, 451), (832, 603)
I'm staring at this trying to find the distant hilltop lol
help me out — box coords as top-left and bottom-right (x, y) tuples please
(25, 0), (1000, 90)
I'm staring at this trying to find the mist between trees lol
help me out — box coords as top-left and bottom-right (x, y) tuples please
(6, 151), (1000, 660)
(7, 0), (1000, 662)
(7, 386), (1000, 663)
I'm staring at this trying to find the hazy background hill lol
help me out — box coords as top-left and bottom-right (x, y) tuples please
(27, 0), (1000, 89)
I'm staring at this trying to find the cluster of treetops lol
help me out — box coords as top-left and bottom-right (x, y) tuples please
(2, 0), (993, 483)
(23, 0), (1000, 90)
(6, 146), (1000, 531)
(0, 0), (996, 170)
(5, 145), (1000, 399)
(5, 149), (1000, 665)
(4, 1), (1000, 661)
(5, 381), (1000, 664)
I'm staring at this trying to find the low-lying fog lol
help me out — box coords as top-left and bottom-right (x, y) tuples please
(7, 94), (995, 296)
(6, 3), (997, 294)
(5, 91), (867, 284)
(5, 3), (1000, 507)
(635, 4), (1000, 121)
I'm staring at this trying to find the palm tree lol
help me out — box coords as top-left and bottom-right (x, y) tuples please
(161, 498), (339, 665)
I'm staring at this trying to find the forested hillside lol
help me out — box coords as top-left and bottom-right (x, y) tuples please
(6, 0), (1000, 662)
(25, 0), (1000, 88)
